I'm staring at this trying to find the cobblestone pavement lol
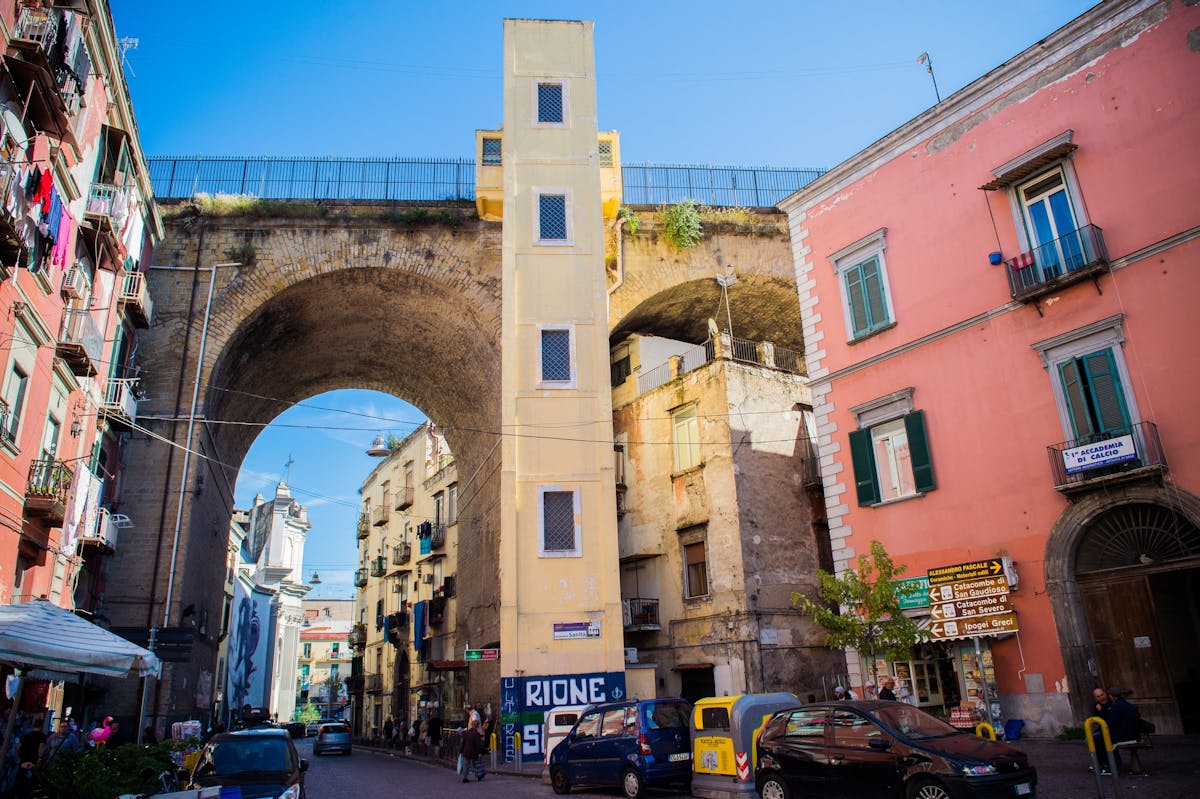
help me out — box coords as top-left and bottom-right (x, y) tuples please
(344, 735), (1200, 799)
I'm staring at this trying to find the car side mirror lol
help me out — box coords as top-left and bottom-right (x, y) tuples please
(300, 758), (309, 772)
(868, 738), (892, 751)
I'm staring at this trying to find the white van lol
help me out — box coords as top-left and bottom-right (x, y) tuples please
(541, 704), (589, 782)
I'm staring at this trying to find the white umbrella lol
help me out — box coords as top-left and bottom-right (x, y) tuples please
(0, 600), (161, 765)
(0, 600), (159, 678)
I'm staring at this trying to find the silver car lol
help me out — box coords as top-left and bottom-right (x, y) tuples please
(312, 722), (352, 756)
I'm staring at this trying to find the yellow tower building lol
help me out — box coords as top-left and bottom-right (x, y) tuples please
(496, 19), (626, 763)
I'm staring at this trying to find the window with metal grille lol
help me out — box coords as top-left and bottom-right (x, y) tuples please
(542, 489), (578, 554)
(537, 82), (564, 124)
(482, 137), (501, 166)
(541, 328), (571, 382)
(599, 139), (613, 167)
(539, 194), (568, 241)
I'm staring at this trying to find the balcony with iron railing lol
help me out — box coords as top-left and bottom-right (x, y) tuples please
(354, 568), (369, 588)
(393, 542), (412, 565)
(371, 503), (390, 527)
(622, 598), (661, 631)
(356, 512), (370, 540)
(364, 673), (382, 693)
(25, 458), (71, 522)
(370, 556), (386, 577)
(0, 401), (14, 449)
(430, 523), (446, 549)
(1048, 421), (1167, 496)
(348, 623), (367, 649)
(118, 271), (154, 328)
(78, 506), (124, 554)
(1005, 224), (1109, 303)
(635, 334), (805, 396)
(395, 485), (414, 510)
(101, 378), (140, 431)
(0, 164), (21, 275)
(56, 309), (104, 376)
(86, 183), (132, 233)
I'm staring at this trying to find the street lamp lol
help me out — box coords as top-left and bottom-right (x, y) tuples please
(715, 270), (738, 338)
(367, 435), (390, 457)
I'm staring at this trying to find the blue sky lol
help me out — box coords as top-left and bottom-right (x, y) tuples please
(107, 1), (1098, 597)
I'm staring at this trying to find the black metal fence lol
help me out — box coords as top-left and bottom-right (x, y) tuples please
(147, 156), (826, 208)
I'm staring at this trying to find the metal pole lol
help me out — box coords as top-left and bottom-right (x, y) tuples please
(0, 671), (25, 768)
(973, 637), (994, 735)
(136, 627), (156, 743)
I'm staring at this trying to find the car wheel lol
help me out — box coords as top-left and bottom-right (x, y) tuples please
(760, 775), (790, 799)
(621, 768), (643, 799)
(550, 766), (572, 795)
(907, 778), (952, 799)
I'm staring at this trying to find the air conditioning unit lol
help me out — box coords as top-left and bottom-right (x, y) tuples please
(624, 647), (638, 664)
(61, 264), (89, 300)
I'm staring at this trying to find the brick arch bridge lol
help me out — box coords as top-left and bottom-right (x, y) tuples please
(110, 198), (797, 723)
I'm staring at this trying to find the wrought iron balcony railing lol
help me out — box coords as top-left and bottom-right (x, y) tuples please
(1047, 420), (1167, 493)
(118, 271), (154, 328)
(101, 377), (139, 431)
(354, 568), (369, 588)
(25, 458), (71, 520)
(393, 542), (411, 565)
(356, 512), (370, 540)
(371, 503), (390, 526)
(1005, 224), (1109, 301)
(622, 597), (661, 631)
(370, 556), (386, 577)
(395, 486), (414, 510)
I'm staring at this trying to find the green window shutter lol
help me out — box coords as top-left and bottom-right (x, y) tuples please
(904, 410), (936, 493)
(848, 428), (880, 506)
(844, 265), (870, 338)
(1058, 358), (1093, 440)
(860, 256), (888, 331)
(1080, 349), (1130, 436)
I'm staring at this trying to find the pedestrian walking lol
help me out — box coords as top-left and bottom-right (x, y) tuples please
(878, 677), (898, 701)
(459, 717), (486, 782)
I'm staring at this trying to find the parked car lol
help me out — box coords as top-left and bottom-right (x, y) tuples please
(755, 701), (1037, 799)
(312, 722), (352, 756)
(284, 721), (306, 739)
(548, 697), (692, 798)
(187, 727), (307, 799)
(305, 717), (334, 737)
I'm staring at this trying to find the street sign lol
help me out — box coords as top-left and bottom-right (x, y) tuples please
(553, 622), (600, 640)
(895, 576), (930, 610)
(929, 593), (1012, 621)
(465, 648), (499, 661)
(927, 559), (1004, 586)
(927, 575), (1009, 604)
(928, 612), (1019, 640)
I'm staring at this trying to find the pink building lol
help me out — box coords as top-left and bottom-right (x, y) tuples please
(781, 0), (1199, 736)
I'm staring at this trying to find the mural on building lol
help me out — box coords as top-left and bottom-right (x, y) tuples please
(227, 581), (272, 712)
(502, 671), (626, 762)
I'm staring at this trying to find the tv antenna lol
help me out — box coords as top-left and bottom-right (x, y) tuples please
(917, 51), (941, 103)
(118, 37), (139, 77)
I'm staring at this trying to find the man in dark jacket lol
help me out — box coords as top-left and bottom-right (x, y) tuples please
(460, 718), (485, 782)
(1105, 687), (1143, 774)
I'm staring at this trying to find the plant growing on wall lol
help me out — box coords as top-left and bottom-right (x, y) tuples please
(659, 199), (702, 249)
(792, 539), (926, 685)
(617, 205), (641, 235)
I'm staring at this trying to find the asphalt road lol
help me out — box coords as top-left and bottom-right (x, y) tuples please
(296, 737), (660, 799)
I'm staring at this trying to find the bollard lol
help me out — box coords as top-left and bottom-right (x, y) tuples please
(974, 722), (997, 741)
(1083, 716), (1123, 799)
(513, 732), (522, 773)
(490, 732), (497, 771)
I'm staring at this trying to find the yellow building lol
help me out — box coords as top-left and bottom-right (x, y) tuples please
(298, 599), (353, 720)
(353, 423), (462, 739)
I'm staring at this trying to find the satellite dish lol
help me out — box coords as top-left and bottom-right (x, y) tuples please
(1, 106), (30, 154)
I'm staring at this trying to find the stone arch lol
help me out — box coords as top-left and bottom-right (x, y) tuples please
(1044, 482), (1200, 727)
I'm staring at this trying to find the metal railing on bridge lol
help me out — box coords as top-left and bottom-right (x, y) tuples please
(147, 156), (826, 208)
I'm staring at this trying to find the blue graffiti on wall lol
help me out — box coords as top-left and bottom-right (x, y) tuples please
(500, 671), (626, 762)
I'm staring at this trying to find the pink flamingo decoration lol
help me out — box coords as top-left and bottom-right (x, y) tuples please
(88, 716), (113, 745)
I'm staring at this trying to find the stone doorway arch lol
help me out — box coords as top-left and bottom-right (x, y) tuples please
(1045, 483), (1200, 734)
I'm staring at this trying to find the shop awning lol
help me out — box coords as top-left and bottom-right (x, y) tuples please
(0, 599), (159, 678)
(979, 130), (1076, 190)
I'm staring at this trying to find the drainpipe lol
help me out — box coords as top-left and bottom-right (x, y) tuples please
(160, 262), (239, 627)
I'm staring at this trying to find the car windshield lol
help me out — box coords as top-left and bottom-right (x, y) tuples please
(321, 724), (348, 734)
(643, 702), (690, 730)
(869, 705), (960, 740)
(199, 737), (293, 776)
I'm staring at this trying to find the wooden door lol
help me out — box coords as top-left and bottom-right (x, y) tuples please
(1079, 575), (1181, 734)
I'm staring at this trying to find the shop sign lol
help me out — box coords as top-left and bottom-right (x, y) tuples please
(927, 559), (1004, 586)
(929, 612), (1018, 640)
(894, 576), (930, 610)
(553, 621), (600, 640)
(465, 648), (499, 661)
(1061, 434), (1137, 474)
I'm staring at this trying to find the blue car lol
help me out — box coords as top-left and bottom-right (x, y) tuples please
(549, 698), (693, 798)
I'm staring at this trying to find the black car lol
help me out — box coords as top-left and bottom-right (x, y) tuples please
(188, 728), (308, 799)
(755, 701), (1036, 799)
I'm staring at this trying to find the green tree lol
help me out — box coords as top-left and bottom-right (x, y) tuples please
(792, 540), (926, 685)
(297, 699), (320, 724)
